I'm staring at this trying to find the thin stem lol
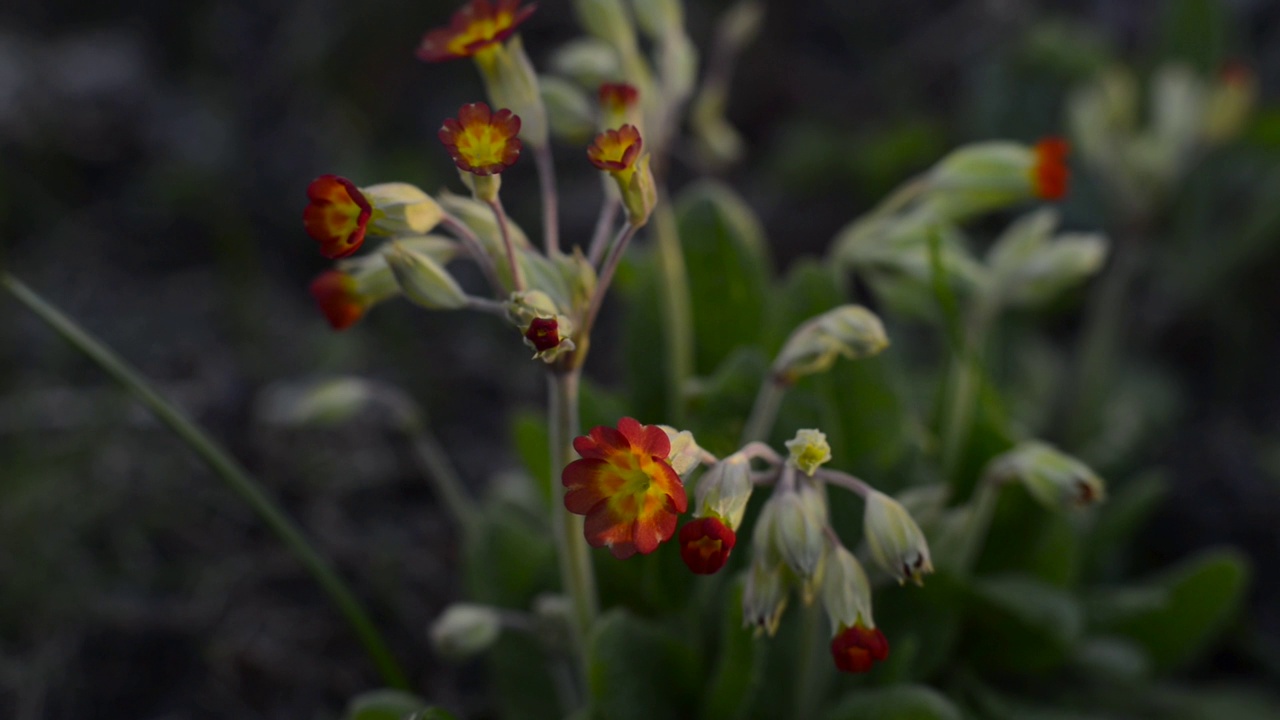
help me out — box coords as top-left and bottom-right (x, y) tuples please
(580, 223), (638, 338)
(547, 370), (598, 691)
(533, 143), (561, 255)
(587, 196), (621, 267)
(741, 375), (787, 445)
(440, 213), (503, 295)
(793, 602), (827, 720)
(939, 292), (999, 489)
(814, 468), (873, 498)
(466, 295), (509, 316)
(652, 197), (695, 424)
(739, 441), (783, 466)
(487, 198), (525, 292)
(1, 272), (408, 689)
(401, 415), (481, 533)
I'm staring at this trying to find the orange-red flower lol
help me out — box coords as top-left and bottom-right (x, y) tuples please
(587, 124), (643, 173)
(562, 417), (688, 559)
(830, 622), (889, 674)
(416, 0), (537, 63)
(439, 102), (523, 176)
(1030, 137), (1069, 201)
(309, 270), (366, 330)
(679, 516), (736, 574)
(598, 83), (638, 114)
(303, 175), (372, 259)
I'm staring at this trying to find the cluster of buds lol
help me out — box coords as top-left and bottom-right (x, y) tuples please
(560, 418), (933, 675)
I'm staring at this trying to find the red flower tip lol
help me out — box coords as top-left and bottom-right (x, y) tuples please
(830, 622), (889, 674)
(417, 0), (537, 63)
(598, 82), (639, 112)
(439, 102), (523, 175)
(1031, 137), (1070, 201)
(587, 124), (643, 173)
(309, 270), (366, 330)
(303, 175), (372, 259)
(524, 317), (562, 352)
(679, 516), (736, 574)
(562, 417), (688, 559)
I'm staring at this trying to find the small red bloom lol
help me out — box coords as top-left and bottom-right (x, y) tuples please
(309, 270), (366, 330)
(679, 516), (736, 574)
(303, 175), (372, 259)
(587, 124), (643, 173)
(524, 317), (562, 353)
(1030, 137), (1070, 201)
(598, 83), (638, 113)
(417, 0), (537, 63)
(830, 622), (889, 674)
(562, 417), (688, 559)
(439, 102), (523, 176)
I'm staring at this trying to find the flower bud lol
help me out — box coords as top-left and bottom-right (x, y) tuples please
(1202, 62), (1256, 145)
(429, 604), (502, 660)
(821, 542), (874, 634)
(659, 425), (703, 476)
(986, 209), (1108, 308)
(385, 242), (468, 310)
(925, 138), (1070, 222)
(985, 440), (1106, 511)
(541, 75), (595, 143)
(574, 0), (640, 56)
(506, 290), (577, 362)
(475, 36), (548, 148)
(771, 489), (825, 582)
(362, 182), (445, 236)
(619, 152), (657, 227)
(785, 429), (832, 477)
(679, 516), (736, 575)
(830, 621), (889, 674)
(863, 490), (934, 586)
(550, 38), (621, 88)
(742, 559), (790, 637)
(772, 305), (889, 383)
(694, 452), (753, 529)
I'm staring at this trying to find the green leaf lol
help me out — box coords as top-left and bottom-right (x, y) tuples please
(702, 578), (766, 720)
(676, 181), (774, 375)
(344, 689), (434, 720)
(1103, 548), (1249, 672)
(964, 575), (1084, 673)
(510, 409), (551, 505)
(1085, 471), (1168, 579)
(617, 249), (671, 422)
(463, 502), (556, 606)
(589, 609), (700, 720)
(822, 684), (963, 720)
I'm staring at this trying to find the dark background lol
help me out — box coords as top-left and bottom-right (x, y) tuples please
(2, 0), (1279, 717)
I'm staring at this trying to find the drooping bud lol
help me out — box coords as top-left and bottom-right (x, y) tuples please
(821, 542), (874, 635)
(772, 305), (889, 384)
(984, 440), (1106, 511)
(830, 621), (889, 674)
(659, 425), (703, 477)
(785, 429), (832, 477)
(863, 490), (934, 586)
(679, 516), (736, 575)
(767, 488), (825, 585)
(742, 558), (790, 637)
(429, 603), (502, 660)
(385, 242), (468, 310)
(694, 452), (753, 530)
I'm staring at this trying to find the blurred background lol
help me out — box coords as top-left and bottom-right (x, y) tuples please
(2, 0), (1279, 717)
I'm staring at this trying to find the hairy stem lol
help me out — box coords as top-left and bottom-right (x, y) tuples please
(534, 143), (561, 255)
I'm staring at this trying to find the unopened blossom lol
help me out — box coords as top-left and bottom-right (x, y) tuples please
(679, 516), (736, 575)
(830, 621), (889, 674)
(562, 417), (688, 559)
(309, 270), (367, 330)
(598, 82), (639, 129)
(587, 124), (655, 225)
(439, 102), (523, 176)
(863, 490), (934, 586)
(1030, 137), (1070, 200)
(303, 175), (372, 259)
(416, 0), (536, 63)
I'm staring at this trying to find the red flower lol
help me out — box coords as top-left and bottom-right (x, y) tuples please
(524, 317), (562, 353)
(309, 270), (366, 330)
(830, 622), (889, 674)
(417, 0), (537, 63)
(679, 516), (736, 574)
(1030, 137), (1069, 201)
(562, 417), (688, 559)
(587, 124), (643, 173)
(439, 102), (523, 176)
(598, 83), (638, 113)
(303, 175), (372, 259)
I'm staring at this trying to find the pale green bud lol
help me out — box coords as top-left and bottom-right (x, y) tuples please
(549, 38), (621, 88)
(385, 242), (468, 310)
(617, 153), (657, 227)
(742, 558), (790, 637)
(476, 36), (548, 148)
(821, 542), (874, 634)
(773, 305), (889, 383)
(429, 604), (501, 660)
(540, 75), (596, 143)
(769, 489), (825, 582)
(460, 170), (502, 204)
(659, 425), (703, 477)
(694, 452), (753, 529)
(986, 209), (1108, 308)
(924, 141), (1041, 222)
(630, 0), (682, 38)
(362, 182), (445, 236)
(834, 209), (985, 290)
(505, 290), (562, 328)
(985, 440), (1106, 511)
(863, 490), (934, 586)
(785, 429), (832, 476)
(575, 0), (640, 55)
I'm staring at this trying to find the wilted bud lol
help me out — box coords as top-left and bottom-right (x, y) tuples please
(475, 36), (548, 148)
(695, 452), (753, 529)
(679, 515), (736, 574)
(385, 242), (468, 310)
(659, 425), (703, 476)
(863, 490), (934, 586)
(821, 542), (874, 634)
(742, 558), (790, 637)
(985, 440), (1106, 510)
(785, 429), (832, 477)
(429, 604), (502, 660)
(541, 76), (595, 143)
(773, 305), (889, 383)
(1202, 62), (1257, 145)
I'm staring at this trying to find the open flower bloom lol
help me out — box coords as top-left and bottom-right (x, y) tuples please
(1031, 137), (1070, 200)
(304, 175), (372, 259)
(309, 270), (367, 330)
(830, 621), (889, 674)
(562, 417), (688, 559)
(679, 516), (736, 574)
(416, 0), (536, 63)
(439, 103), (523, 176)
(587, 124), (643, 177)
